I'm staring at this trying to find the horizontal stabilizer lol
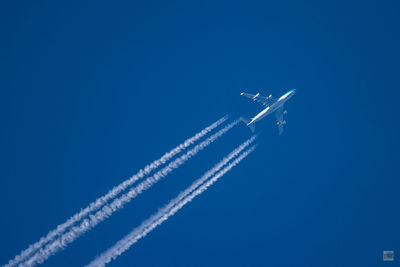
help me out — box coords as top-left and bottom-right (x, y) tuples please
(240, 117), (256, 133)
(240, 117), (251, 124)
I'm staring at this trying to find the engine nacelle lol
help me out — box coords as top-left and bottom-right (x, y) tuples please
(253, 93), (260, 100)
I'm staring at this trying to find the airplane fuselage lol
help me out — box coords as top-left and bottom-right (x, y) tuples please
(248, 89), (296, 126)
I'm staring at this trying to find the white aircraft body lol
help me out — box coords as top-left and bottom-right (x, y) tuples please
(240, 89), (296, 134)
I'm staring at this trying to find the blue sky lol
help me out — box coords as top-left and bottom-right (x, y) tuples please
(1, 1), (400, 266)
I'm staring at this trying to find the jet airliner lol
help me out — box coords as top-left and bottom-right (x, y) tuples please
(240, 89), (296, 134)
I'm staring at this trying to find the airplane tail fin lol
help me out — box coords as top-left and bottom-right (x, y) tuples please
(240, 117), (256, 133)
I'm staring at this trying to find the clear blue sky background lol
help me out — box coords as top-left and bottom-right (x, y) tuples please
(1, 1), (399, 266)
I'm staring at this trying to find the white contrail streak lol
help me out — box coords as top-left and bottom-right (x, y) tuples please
(4, 116), (227, 267)
(21, 120), (240, 267)
(104, 135), (257, 246)
(87, 145), (257, 267)
(100, 135), (256, 251)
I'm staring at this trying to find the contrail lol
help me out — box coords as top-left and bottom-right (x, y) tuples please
(5, 116), (227, 267)
(21, 119), (240, 266)
(106, 135), (257, 246)
(87, 145), (257, 267)
(102, 135), (256, 251)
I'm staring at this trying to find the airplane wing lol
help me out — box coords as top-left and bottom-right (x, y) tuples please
(240, 92), (275, 106)
(274, 106), (286, 135)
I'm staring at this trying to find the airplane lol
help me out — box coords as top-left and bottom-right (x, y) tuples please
(240, 89), (296, 134)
